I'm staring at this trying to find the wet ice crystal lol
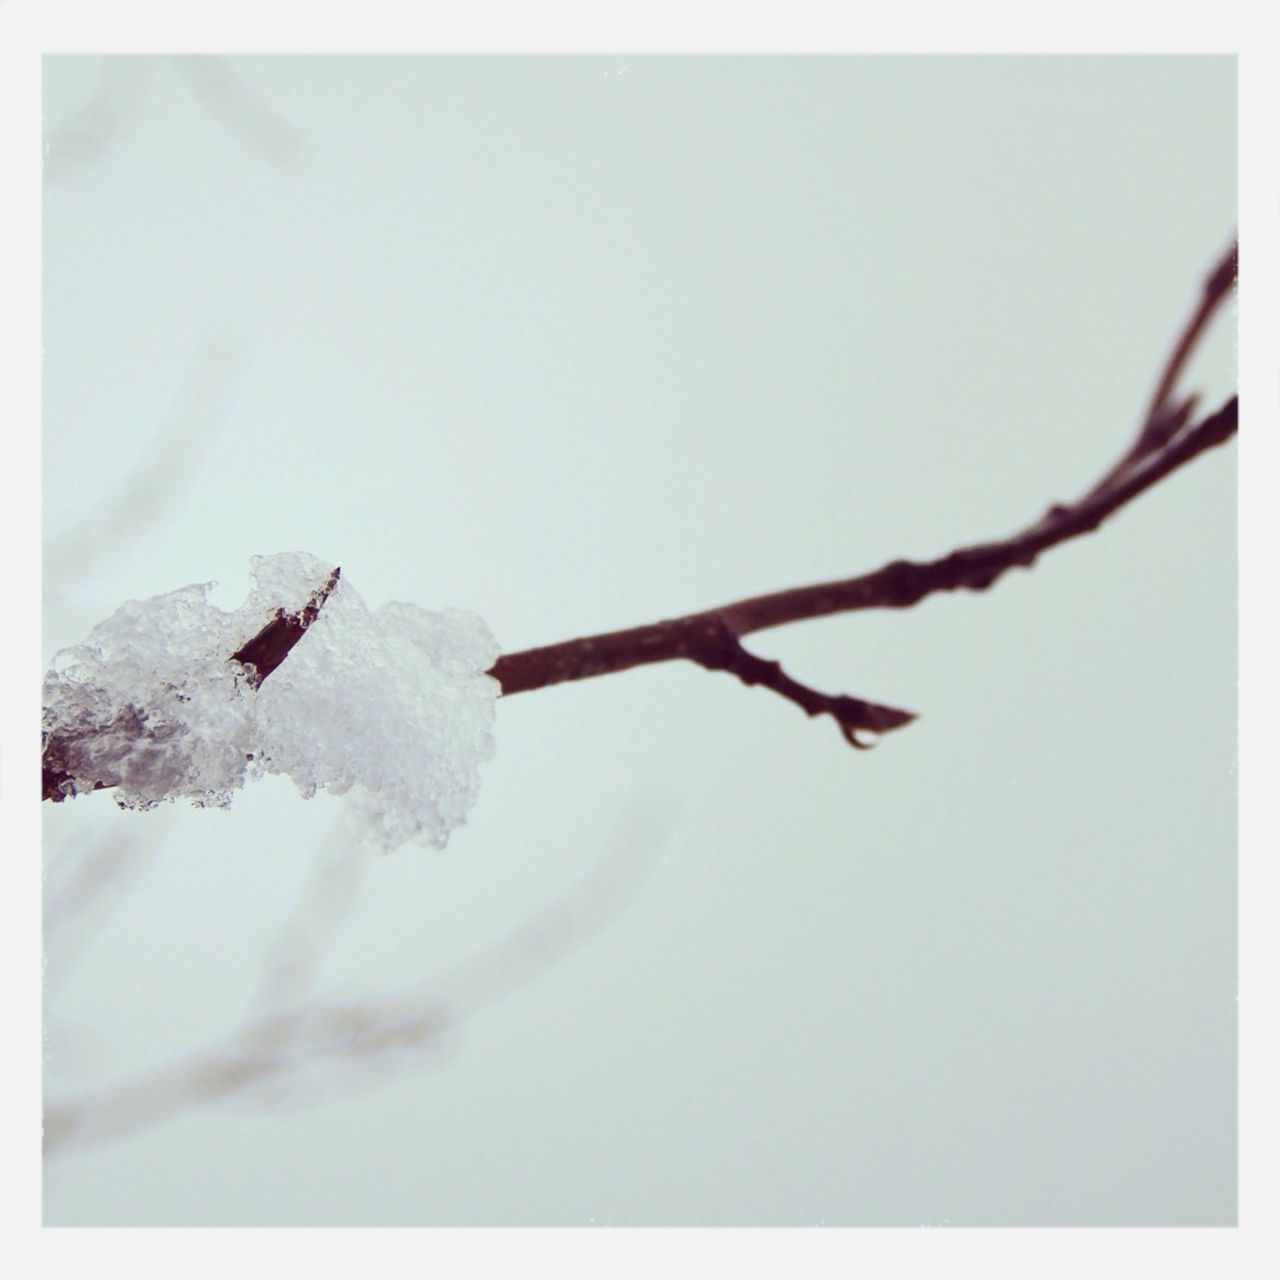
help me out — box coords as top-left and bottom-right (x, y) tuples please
(42, 552), (500, 851)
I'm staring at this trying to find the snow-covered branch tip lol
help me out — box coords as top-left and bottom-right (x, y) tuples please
(42, 553), (500, 852)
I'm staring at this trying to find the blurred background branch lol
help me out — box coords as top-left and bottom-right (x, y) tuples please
(44, 809), (668, 1160)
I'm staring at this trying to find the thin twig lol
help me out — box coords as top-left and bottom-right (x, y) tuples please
(244, 830), (366, 1042)
(43, 335), (245, 592)
(1091, 236), (1237, 496)
(168, 56), (308, 170)
(43, 832), (153, 998)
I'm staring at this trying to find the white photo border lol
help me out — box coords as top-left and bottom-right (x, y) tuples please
(2, 4), (1276, 1278)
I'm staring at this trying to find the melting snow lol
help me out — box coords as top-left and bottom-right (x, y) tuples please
(42, 552), (500, 851)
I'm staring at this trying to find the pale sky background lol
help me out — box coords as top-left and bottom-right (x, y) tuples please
(41, 55), (1237, 1226)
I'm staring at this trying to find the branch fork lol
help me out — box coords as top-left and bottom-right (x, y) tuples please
(661, 613), (915, 747)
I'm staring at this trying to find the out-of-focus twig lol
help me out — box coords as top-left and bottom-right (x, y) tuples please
(44, 807), (669, 1158)
(244, 831), (367, 1043)
(44, 334), (245, 594)
(43, 833), (139, 939)
(43, 58), (156, 186)
(43, 815), (169, 1000)
(168, 56), (307, 169)
(43, 833), (150, 1000)
(44, 56), (307, 185)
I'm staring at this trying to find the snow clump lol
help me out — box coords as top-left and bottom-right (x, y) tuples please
(42, 552), (500, 852)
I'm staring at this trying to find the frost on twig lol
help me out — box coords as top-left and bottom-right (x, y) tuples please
(42, 553), (499, 852)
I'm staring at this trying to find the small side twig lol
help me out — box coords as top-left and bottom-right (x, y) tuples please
(1090, 236), (1237, 496)
(662, 614), (915, 747)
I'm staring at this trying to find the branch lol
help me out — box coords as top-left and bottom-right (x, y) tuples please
(488, 398), (1236, 725)
(491, 240), (1238, 740)
(42, 241), (1237, 793)
(492, 611), (918, 747)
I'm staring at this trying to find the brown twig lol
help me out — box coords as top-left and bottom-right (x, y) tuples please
(1146, 238), (1238, 427)
(1090, 236), (1237, 496)
(492, 612), (917, 746)
(489, 240), (1237, 739)
(490, 394), (1237, 731)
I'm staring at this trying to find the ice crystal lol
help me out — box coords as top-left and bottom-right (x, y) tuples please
(42, 553), (500, 851)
